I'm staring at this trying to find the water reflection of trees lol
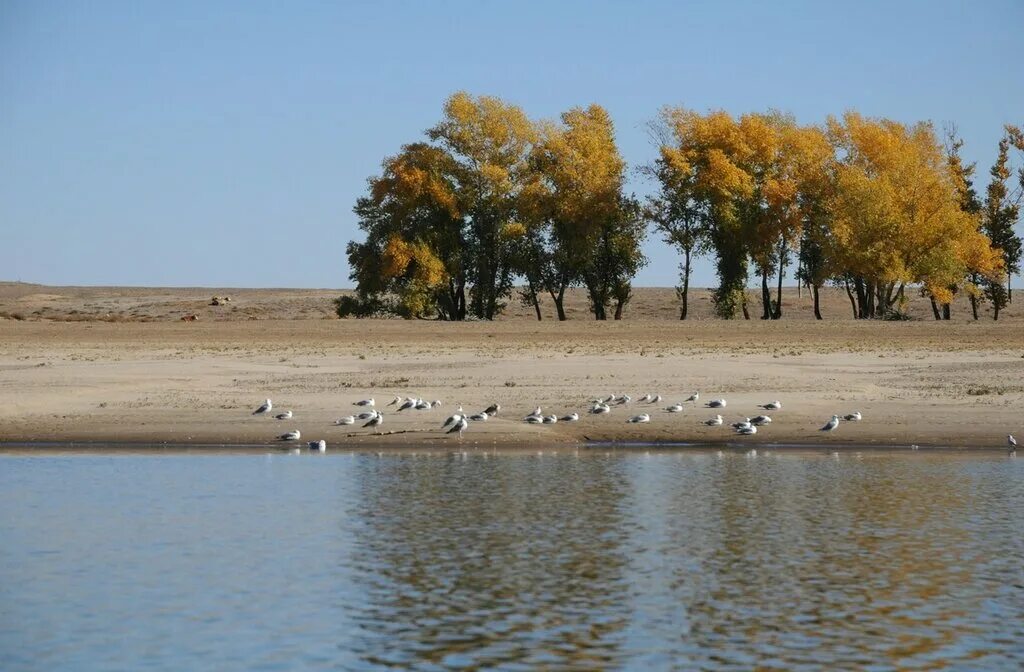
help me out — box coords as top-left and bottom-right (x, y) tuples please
(344, 453), (632, 669)
(658, 454), (983, 668)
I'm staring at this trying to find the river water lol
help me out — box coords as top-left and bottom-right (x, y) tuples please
(1, 449), (1022, 671)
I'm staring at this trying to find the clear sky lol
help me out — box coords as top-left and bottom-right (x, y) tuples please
(2, 0), (1022, 288)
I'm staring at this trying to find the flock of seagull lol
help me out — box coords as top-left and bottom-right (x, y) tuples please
(242, 393), (1024, 454)
(251, 394), (1018, 455)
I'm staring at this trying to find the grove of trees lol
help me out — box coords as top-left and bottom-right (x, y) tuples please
(341, 92), (1023, 321)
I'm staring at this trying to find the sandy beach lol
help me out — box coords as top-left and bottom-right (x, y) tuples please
(1, 283), (1022, 449)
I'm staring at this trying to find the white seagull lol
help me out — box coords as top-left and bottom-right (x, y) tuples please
(820, 415), (840, 432)
(627, 413), (650, 424)
(665, 403), (684, 413)
(415, 399), (432, 410)
(751, 415), (772, 426)
(759, 400), (782, 411)
(396, 398), (417, 412)
(560, 412), (579, 422)
(651, 394), (662, 404)
(844, 411), (862, 421)
(278, 429), (301, 441)
(706, 399), (727, 409)
(364, 412), (384, 432)
(469, 412), (489, 422)
(447, 416), (468, 439)
(524, 407), (543, 422)
(484, 403), (500, 416)
(356, 410), (378, 421)
(638, 394), (652, 403)
(1008, 434), (1017, 453)
(590, 403), (611, 415)
(736, 425), (757, 436)
(253, 399), (272, 415)
(274, 410), (293, 420)
(731, 418), (752, 430)
(685, 392), (700, 406)
(308, 440), (326, 452)
(542, 414), (558, 424)
(442, 407), (464, 429)
(335, 415), (356, 426)
(703, 415), (724, 426)
(431, 400), (443, 409)
(354, 398), (375, 407)
(387, 395), (402, 406)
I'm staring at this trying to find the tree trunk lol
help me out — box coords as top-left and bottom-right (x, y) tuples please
(760, 271), (772, 320)
(930, 297), (941, 321)
(773, 240), (786, 319)
(942, 303), (950, 320)
(1008, 274), (1012, 303)
(853, 277), (867, 319)
(741, 292), (750, 320)
(812, 283), (822, 320)
(680, 249), (691, 320)
(845, 277), (858, 318)
(614, 300), (624, 320)
(970, 294), (979, 320)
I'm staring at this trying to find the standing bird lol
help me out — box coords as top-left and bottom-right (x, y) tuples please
(253, 399), (272, 416)
(274, 410), (293, 420)
(820, 415), (840, 432)
(627, 413), (651, 424)
(685, 392), (700, 406)
(364, 412), (384, 433)
(844, 411), (862, 421)
(703, 415), (723, 426)
(354, 398), (375, 407)
(442, 407), (464, 429)
(484, 403), (500, 416)
(447, 416), (468, 439)
(759, 400), (782, 411)
(278, 429), (301, 441)
(560, 412), (579, 422)
(665, 403), (684, 413)
(308, 440), (326, 452)
(1009, 434), (1017, 454)
(706, 399), (727, 409)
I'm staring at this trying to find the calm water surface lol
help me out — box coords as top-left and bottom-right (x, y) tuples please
(1, 450), (1022, 671)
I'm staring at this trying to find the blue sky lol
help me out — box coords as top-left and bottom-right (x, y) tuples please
(2, 0), (1022, 288)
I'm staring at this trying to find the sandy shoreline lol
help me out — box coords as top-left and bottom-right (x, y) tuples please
(2, 318), (1022, 449)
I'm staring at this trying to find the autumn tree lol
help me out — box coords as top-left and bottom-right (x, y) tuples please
(344, 143), (466, 319)
(517, 105), (633, 320)
(944, 126), (984, 319)
(827, 112), (1001, 319)
(657, 109), (757, 318)
(644, 117), (709, 319)
(427, 92), (537, 320)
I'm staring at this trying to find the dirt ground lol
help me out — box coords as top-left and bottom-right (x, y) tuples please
(1, 284), (1022, 449)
